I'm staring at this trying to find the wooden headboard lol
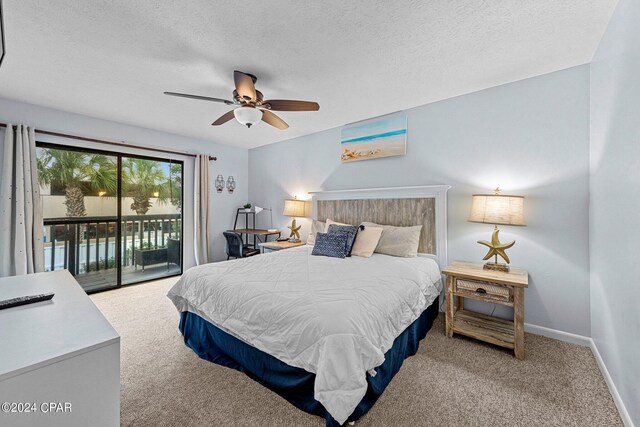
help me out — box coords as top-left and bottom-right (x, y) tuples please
(310, 185), (450, 267)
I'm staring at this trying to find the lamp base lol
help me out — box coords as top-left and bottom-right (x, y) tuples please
(288, 238), (301, 243)
(483, 262), (510, 273)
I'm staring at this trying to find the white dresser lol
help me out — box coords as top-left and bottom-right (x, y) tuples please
(0, 270), (120, 427)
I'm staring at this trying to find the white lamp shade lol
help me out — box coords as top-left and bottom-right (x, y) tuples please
(283, 199), (306, 217)
(468, 194), (525, 226)
(234, 106), (262, 127)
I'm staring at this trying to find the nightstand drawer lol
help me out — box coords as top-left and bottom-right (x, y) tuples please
(455, 279), (512, 303)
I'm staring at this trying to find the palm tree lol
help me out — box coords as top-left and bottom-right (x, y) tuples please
(122, 158), (170, 215)
(37, 149), (117, 217)
(169, 163), (182, 213)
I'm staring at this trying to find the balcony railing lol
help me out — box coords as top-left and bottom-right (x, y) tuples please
(43, 214), (182, 279)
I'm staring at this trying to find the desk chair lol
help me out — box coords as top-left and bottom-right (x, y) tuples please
(223, 231), (260, 260)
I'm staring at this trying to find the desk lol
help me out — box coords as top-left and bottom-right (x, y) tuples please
(0, 270), (120, 426)
(233, 229), (281, 250)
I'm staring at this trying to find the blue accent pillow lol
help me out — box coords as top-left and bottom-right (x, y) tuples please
(311, 232), (348, 258)
(327, 224), (360, 257)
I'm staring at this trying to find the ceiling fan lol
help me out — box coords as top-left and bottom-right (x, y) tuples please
(164, 70), (320, 130)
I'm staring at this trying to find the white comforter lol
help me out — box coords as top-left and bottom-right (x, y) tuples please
(167, 245), (441, 424)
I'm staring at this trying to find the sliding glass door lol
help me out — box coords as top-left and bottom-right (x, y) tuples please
(36, 143), (183, 292)
(37, 145), (119, 292)
(120, 157), (182, 285)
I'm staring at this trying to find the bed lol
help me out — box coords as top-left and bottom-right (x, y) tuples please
(168, 185), (450, 426)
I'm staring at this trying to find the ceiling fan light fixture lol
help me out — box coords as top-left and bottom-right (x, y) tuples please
(233, 106), (262, 128)
(167, 71), (317, 130)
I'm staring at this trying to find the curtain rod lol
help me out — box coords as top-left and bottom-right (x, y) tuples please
(0, 122), (217, 161)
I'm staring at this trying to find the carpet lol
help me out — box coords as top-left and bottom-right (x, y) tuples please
(91, 277), (622, 426)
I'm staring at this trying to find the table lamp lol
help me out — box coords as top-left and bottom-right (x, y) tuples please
(282, 197), (306, 242)
(468, 188), (525, 272)
(254, 206), (278, 232)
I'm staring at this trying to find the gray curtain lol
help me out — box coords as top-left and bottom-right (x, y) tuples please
(0, 124), (45, 277)
(194, 154), (211, 265)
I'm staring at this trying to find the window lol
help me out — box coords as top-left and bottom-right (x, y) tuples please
(36, 143), (183, 292)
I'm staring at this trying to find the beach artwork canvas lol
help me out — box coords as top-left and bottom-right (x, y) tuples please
(340, 112), (407, 163)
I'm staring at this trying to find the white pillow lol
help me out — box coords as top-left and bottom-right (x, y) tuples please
(307, 220), (327, 245)
(326, 218), (351, 227)
(361, 222), (423, 257)
(351, 226), (383, 258)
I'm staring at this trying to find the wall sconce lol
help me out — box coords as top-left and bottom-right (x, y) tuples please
(98, 191), (106, 197)
(153, 191), (160, 198)
(215, 174), (225, 193)
(226, 176), (236, 194)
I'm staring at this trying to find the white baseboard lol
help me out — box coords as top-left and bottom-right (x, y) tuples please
(525, 323), (634, 426)
(590, 340), (634, 427)
(524, 322), (592, 347)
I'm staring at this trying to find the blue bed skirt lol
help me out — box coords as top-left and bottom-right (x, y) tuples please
(179, 297), (439, 426)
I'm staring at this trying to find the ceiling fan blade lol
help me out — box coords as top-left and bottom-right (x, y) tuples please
(261, 110), (289, 130)
(234, 70), (257, 101)
(164, 91), (234, 105)
(212, 110), (236, 126)
(264, 100), (320, 111)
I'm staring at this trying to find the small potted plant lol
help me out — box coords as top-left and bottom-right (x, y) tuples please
(243, 203), (252, 212)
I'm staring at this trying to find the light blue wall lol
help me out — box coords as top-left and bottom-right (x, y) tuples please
(0, 97), (249, 265)
(249, 66), (591, 336)
(590, 0), (640, 423)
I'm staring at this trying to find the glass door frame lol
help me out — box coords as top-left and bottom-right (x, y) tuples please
(37, 141), (184, 293)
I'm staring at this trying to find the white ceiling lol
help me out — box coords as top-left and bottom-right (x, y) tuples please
(0, 0), (617, 149)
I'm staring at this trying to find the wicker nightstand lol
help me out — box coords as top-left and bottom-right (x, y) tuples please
(442, 261), (529, 360)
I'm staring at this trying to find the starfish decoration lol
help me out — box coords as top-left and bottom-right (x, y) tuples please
(288, 218), (301, 240)
(478, 227), (515, 264)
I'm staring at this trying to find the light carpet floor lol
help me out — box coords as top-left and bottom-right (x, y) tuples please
(91, 277), (622, 427)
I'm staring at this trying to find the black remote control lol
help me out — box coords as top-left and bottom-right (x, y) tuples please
(0, 292), (55, 310)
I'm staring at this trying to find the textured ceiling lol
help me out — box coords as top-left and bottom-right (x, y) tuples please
(0, 0), (617, 149)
